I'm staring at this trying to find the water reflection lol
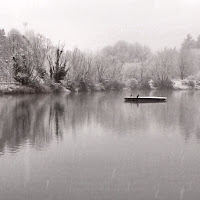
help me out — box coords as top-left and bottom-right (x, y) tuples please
(0, 91), (200, 155)
(0, 94), (67, 153)
(1, 91), (200, 200)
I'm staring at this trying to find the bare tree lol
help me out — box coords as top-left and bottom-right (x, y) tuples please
(47, 45), (70, 83)
(26, 32), (51, 79)
(0, 29), (12, 82)
(68, 47), (95, 90)
(136, 45), (151, 82)
(152, 48), (177, 88)
(178, 49), (194, 80)
(94, 56), (108, 83)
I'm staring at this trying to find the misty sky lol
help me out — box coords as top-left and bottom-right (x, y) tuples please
(1, 0), (200, 51)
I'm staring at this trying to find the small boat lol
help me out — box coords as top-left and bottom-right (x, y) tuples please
(124, 96), (167, 103)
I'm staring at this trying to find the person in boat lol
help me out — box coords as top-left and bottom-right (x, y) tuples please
(130, 94), (133, 97)
(137, 94), (139, 98)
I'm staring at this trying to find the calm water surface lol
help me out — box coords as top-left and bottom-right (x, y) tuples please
(1, 90), (200, 200)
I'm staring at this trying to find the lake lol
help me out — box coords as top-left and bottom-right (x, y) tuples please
(0, 90), (200, 200)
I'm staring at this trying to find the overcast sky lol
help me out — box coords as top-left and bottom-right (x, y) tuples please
(1, 0), (200, 51)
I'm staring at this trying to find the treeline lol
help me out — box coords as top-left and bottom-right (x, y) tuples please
(0, 28), (200, 92)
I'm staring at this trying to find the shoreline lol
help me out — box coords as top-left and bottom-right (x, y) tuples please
(0, 82), (200, 95)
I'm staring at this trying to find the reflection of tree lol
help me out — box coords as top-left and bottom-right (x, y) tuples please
(66, 91), (200, 143)
(0, 94), (67, 154)
(50, 101), (65, 138)
(0, 97), (33, 153)
(0, 91), (200, 155)
(177, 91), (200, 141)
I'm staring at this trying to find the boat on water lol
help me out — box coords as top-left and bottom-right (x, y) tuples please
(124, 96), (167, 103)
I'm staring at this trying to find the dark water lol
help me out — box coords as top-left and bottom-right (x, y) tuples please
(1, 90), (200, 200)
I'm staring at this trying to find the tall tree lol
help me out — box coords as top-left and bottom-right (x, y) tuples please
(182, 34), (195, 50)
(7, 29), (27, 54)
(178, 49), (194, 80)
(25, 31), (51, 79)
(152, 48), (177, 88)
(0, 29), (12, 81)
(47, 45), (70, 83)
(196, 35), (200, 49)
(68, 47), (95, 91)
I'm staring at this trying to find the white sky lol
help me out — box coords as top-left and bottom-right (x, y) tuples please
(1, 0), (200, 51)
